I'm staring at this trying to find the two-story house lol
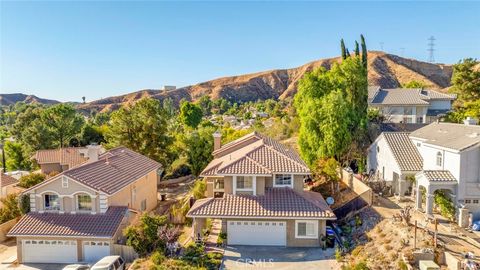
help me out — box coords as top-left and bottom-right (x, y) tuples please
(8, 147), (161, 264)
(187, 132), (336, 247)
(368, 86), (456, 124)
(367, 132), (423, 196)
(32, 145), (105, 174)
(367, 118), (480, 227)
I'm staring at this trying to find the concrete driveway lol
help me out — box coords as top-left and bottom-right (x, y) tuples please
(221, 246), (340, 270)
(0, 264), (69, 270)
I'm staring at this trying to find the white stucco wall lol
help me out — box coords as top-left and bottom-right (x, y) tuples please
(429, 100), (452, 110)
(367, 135), (401, 181)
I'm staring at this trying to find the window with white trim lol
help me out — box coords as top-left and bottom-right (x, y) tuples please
(436, 152), (443, 167)
(77, 194), (92, 211)
(274, 174), (292, 187)
(140, 199), (147, 211)
(295, 220), (318, 239)
(237, 176), (253, 190)
(44, 194), (60, 211)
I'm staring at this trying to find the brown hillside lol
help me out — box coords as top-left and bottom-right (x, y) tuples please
(75, 51), (453, 112)
(0, 93), (60, 106)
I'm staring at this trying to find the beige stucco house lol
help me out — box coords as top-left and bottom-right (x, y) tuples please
(8, 147), (161, 264)
(187, 132), (336, 247)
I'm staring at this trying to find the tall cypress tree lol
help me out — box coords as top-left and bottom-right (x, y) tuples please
(340, 39), (347, 60)
(354, 41), (360, 56)
(345, 48), (350, 58)
(360, 34), (367, 68)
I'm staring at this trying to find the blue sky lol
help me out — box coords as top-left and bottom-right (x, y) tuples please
(1, 1), (479, 102)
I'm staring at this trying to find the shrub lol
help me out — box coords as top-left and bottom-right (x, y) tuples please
(434, 191), (456, 220)
(163, 159), (191, 180)
(397, 260), (408, 270)
(19, 194), (30, 214)
(0, 194), (21, 223)
(151, 250), (166, 265)
(18, 173), (46, 188)
(191, 180), (206, 200)
(124, 213), (168, 256)
(352, 246), (364, 257)
(335, 248), (343, 262)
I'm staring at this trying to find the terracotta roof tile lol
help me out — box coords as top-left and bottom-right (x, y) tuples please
(383, 132), (423, 171)
(0, 173), (19, 188)
(33, 148), (88, 169)
(63, 147), (161, 195)
(201, 132), (310, 176)
(187, 188), (335, 219)
(422, 170), (457, 182)
(8, 206), (127, 238)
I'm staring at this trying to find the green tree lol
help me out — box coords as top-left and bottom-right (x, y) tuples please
(450, 58), (480, 103)
(41, 104), (84, 147)
(124, 213), (167, 256)
(197, 95), (213, 116)
(341, 39), (347, 60)
(402, 80), (428, 89)
(18, 173), (46, 188)
(179, 101), (203, 129)
(294, 55), (366, 166)
(360, 34), (367, 68)
(4, 141), (31, 171)
(80, 123), (105, 146)
(12, 105), (54, 152)
(105, 98), (175, 167)
(354, 41), (360, 56)
(180, 126), (215, 177)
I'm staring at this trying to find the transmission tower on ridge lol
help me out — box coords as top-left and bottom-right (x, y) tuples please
(428, 36), (435, 63)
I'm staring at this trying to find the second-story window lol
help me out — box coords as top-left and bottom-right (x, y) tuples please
(77, 194), (92, 211)
(44, 194), (60, 211)
(237, 176), (253, 190)
(436, 152), (443, 167)
(274, 174), (292, 187)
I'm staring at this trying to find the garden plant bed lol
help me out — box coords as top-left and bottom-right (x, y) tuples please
(311, 181), (358, 209)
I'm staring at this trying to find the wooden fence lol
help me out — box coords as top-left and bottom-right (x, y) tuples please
(0, 218), (19, 242)
(112, 244), (138, 262)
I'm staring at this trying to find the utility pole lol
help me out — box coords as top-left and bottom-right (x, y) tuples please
(428, 36), (435, 63)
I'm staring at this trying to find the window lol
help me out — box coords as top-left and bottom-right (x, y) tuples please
(377, 146), (380, 153)
(274, 174), (292, 187)
(465, 199), (472, 204)
(404, 107), (413, 115)
(417, 142), (421, 147)
(62, 177), (68, 188)
(141, 199), (147, 211)
(417, 117), (423, 123)
(436, 152), (443, 167)
(474, 200), (479, 204)
(295, 220), (318, 239)
(237, 176), (253, 189)
(132, 187), (137, 204)
(77, 194), (92, 211)
(214, 179), (224, 190)
(44, 194), (60, 210)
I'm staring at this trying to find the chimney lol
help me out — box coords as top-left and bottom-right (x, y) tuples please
(213, 131), (222, 151)
(86, 144), (104, 163)
(464, 117), (478, 126)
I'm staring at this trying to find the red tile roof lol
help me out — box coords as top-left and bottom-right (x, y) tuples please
(0, 173), (19, 188)
(202, 132), (310, 176)
(63, 147), (161, 195)
(8, 206), (127, 238)
(187, 187), (336, 219)
(33, 148), (88, 169)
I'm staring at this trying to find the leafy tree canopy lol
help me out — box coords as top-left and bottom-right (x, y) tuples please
(179, 101), (203, 129)
(41, 104), (85, 147)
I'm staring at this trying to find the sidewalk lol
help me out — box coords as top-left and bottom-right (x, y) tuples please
(205, 219), (224, 253)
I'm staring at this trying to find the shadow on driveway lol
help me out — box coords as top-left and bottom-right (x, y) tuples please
(221, 246), (339, 270)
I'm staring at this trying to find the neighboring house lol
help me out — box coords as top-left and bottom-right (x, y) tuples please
(32, 145), (105, 174)
(187, 132), (336, 247)
(367, 132), (423, 196)
(8, 147), (161, 264)
(0, 173), (24, 200)
(368, 86), (456, 124)
(368, 117), (480, 226)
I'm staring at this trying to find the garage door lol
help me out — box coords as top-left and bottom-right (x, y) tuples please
(83, 241), (111, 262)
(227, 220), (286, 246)
(22, 239), (77, 263)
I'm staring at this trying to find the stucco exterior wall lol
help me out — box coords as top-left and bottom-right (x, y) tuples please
(293, 175), (305, 192)
(40, 163), (62, 174)
(221, 218), (326, 247)
(367, 134), (402, 182)
(108, 170), (158, 212)
(224, 176), (233, 194)
(265, 176), (273, 188)
(256, 176), (265, 195)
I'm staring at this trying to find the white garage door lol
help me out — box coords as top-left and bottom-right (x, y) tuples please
(22, 239), (77, 263)
(227, 220), (286, 246)
(83, 241), (111, 262)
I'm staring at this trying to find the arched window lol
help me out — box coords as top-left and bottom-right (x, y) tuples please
(77, 194), (92, 211)
(436, 152), (443, 167)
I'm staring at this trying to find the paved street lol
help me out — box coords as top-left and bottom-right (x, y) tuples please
(221, 246), (339, 270)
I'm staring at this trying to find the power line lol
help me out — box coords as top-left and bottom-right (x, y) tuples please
(428, 36), (435, 63)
